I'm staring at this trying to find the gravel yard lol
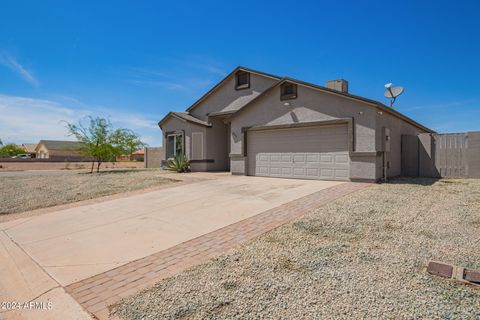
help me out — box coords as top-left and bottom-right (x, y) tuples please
(0, 169), (175, 215)
(115, 178), (480, 319)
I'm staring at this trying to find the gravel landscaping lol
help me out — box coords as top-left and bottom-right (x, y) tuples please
(0, 169), (175, 215)
(114, 178), (480, 319)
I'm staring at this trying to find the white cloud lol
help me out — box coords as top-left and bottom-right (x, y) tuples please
(197, 64), (227, 77)
(120, 57), (225, 93)
(118, 67), (190, 92)
(402, 99), (478, 112)
(0, 94), (161, 146)
(0, 53), (39, 87)
(169, 55), (228, 77)
(128, 67), (168, 78)
(128, 79), (188, 91)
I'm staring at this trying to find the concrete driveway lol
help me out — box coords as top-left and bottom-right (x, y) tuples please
(0, 173), (343, 319)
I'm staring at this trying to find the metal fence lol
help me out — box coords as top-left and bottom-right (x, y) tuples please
(402, 131), (480, 178)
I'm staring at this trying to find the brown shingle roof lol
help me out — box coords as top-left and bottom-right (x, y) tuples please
(158, 112), (211, 128)
(22, 143), (37, 153)
(36, 140), (83, 151)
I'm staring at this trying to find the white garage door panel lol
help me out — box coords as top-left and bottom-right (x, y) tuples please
(248, 125), (350, 181)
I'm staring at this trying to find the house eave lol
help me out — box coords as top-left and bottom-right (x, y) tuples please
(158, 112), (212, 129)
(230, 77), (435, 134)
(207, 110), (237, 117)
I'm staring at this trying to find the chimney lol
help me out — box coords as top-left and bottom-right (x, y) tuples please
(326, 79), (348, 94)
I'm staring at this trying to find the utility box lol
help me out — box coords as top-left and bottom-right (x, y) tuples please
(381, 127), (391, 152)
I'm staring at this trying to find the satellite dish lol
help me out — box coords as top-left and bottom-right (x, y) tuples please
(384, 86), (404, 98)
(383, 83), (404, 107)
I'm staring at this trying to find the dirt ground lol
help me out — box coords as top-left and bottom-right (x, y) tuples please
(114, 178), (480, 319)
(0, 169), (174, 215)
(0, 161), (143, 171)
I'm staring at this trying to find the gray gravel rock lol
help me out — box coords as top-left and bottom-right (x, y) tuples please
(114, 178), (480, 319)
(0, 169), (174, 215)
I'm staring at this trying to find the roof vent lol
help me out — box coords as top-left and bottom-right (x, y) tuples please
(326, 79), (348, 94)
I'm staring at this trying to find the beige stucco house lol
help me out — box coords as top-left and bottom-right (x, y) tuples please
(35, 140), (84, 159)
(159, 66), (433, 182)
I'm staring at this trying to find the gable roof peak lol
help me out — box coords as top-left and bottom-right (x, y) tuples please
(185, 66), (281, 112)
(158, 111), (211, 128)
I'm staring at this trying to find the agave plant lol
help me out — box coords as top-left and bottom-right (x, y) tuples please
(166, 154), (190, 173)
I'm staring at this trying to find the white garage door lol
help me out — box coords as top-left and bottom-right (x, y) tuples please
(247, 125), (350, 180)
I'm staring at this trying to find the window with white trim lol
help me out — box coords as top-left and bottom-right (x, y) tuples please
(166, 133), (184, 159)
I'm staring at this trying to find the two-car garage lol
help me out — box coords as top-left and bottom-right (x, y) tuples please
(246, 124), (350, 181)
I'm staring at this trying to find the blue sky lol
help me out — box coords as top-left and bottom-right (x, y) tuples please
(0, 0), (479, 146)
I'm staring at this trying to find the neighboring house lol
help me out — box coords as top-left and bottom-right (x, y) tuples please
(131, 149), (144, 161)
(21, 143), (37, 158)
(159, 66), (433, 182)
(35, 140), (84, 159)
(117, 149), (145, 161)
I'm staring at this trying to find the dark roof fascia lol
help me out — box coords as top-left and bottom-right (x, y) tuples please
(232, 77), (434, 134)
(207, 110), (237, 117)
(283, 77), (384, 107)
(158, 112), (212, 128)
(283, 77), (435, 133)
(374, 104), (435, 133)
(237, 66), (282, 81)
(185, 66), (281, 113)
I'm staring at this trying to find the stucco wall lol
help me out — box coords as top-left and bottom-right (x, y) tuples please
(189, 73), (277, 121)
(36, 144), (49, 158)
(230, 156), (246, 175)
(231, 85), (377, 154)
(376, 111), (429, 178)
(229, 85), (379, 180)
(349, 155), (380, 181)
(205, 117), (229, 171)
(50, 150), (83, 157)
(144, 147), (163, 168)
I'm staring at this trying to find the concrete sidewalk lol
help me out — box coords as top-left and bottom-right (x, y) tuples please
(0, 231), (92, 319)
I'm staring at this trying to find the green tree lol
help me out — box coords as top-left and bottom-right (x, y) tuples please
(0, 143), (26, 157)
(112, 129), (147, 160)
(66, 116), (145, 173)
